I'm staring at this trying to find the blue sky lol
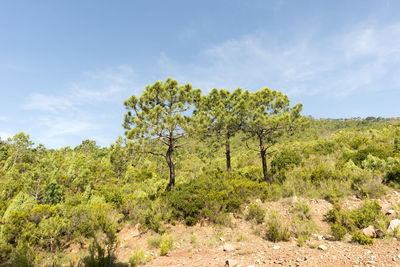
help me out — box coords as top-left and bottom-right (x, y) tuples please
(1, 0), (400, 148)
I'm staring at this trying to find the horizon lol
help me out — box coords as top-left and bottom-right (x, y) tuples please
(1, 0), (400, 148)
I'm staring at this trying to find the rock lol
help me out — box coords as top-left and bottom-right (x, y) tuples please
(225, 259), (238, 267)
(247, 265), (256, 267)
(312, 233), (324, 240)
(220, 237), (225, 242)
(365, 250), (372, 255)
(388, 219), (400, 232)
(386, 209), (395, 215)
(273, 245), (280, 250)
(366, 260), (376, 264)
(223, 243), (235, 252)
(318, 245), (328, 251)
(362, 225), (375, 237)
(132, 223), (141, 237)
(296, 258), (303, 262)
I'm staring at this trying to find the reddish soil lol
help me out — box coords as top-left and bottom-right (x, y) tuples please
(114, 191), (400, 266)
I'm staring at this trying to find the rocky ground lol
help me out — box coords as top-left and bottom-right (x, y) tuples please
(70, 191), (400, 266)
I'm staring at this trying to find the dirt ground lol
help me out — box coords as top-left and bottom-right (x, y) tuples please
(110, 191), (400, 266)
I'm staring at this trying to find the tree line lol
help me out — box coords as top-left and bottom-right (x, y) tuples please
(123, 78), (308, 189)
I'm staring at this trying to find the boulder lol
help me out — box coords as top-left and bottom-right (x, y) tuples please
(362, 225), (375, 237)
(388, 219), (400, 233)
(318, 244), (328, 251)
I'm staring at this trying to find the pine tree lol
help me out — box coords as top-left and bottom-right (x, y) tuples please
(123, 78), (201, 190)
(243, 88), (307, 183)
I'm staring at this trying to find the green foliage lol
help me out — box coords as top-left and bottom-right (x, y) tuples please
(271, 149), (302, 174)
(265, 211), (290, 242)
(80, 238), (116, 267)
(246, 203), (266, 224)
(385, 164), (400, 185)
(147, 235), (162, 248)
(330, 222), (347, 241)
(10, 243), (35, 267)
(169, 172), (265, 225)
(129, 249), (146, 267)
(291, 201), (317, 239)
(351, 231), (374, 245)
(123, 78), (201, 189)
(327, 200), (385, 242)
(43, 181), (64, 205)
(0, 86), (399, 262)
(159, 233), (174, 256)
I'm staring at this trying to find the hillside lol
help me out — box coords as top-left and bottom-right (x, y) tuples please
(1, 118), (400, 266)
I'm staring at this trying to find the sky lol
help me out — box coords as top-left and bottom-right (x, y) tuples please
(1, 0), (400, 148)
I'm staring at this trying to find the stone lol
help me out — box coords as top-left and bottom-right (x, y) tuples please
(273, 245), (280, 250)
(318, 244), (328, 251)
(220, 237), (225, 242)
(132, 223), (141, 237)
(223, 243), (235, 252)
(388, 219), (400, 232)
(386, 209), (395, 215)
(225, 259), (238, 267)
(362, 225), (375, 237)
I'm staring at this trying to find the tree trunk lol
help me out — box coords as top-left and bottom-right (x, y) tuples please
(166, 138), (175, 190)
(259, 137), (270, 183)
(225, 130), (231, 176)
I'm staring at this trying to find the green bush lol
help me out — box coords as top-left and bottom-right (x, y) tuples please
(385, 164), (400, 185)
(265, 211), (290, 242)
(169, 172), (265, 226)
(10, 243), (35, 267)
(271, 149), (302, 174)
(246, 204), (266, 224)
(351, 231), (373, 245)
(147, 236), (162, 248)
(330, 222), (347, 240)
(327, 200), (384, 241)
(159, 234), (173, 256)
(129, 249), (146, 267)
(291, 201), (317, 239)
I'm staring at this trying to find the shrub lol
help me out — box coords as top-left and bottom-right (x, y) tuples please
(159, 234), (173, 256)
(246, 204), (266, 224)
(265, 211), (290, 242)
(271, 149), (302, 174)
(129, 249), (146, 267)
(291, 201), (317, 239)
(147, 236), (162, 248)
(385, 164), (400, 185)
(330, 222), (347, 241)
(169, 172), (265, 226)
(327, 200), (384, 241)
(80, 236), (117, 267)
(351, 231), (373, 245)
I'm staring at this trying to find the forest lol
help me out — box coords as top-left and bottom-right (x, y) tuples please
(1, 78), (400, 266)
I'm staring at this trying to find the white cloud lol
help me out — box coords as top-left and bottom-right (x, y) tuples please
(24, 65), (138, 112)
(39, 116), (98, 138)
(158, 22), (400, 98)
(21, 65), (141, 148)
